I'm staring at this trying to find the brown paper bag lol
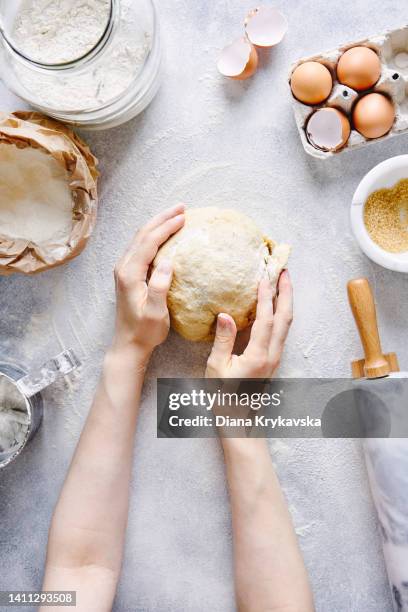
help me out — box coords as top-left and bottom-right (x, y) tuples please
(0, 112), (98, 275)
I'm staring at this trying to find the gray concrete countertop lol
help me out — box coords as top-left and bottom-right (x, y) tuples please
(1, 1), (408, 610)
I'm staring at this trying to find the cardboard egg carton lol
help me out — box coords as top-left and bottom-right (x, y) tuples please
(290, 25), (408, 159)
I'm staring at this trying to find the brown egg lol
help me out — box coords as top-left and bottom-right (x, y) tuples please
(306, 108), (351, 151)
(290, 61), (333, 105)
(337, 46), (381, 91)
(353, 93), (395, 139)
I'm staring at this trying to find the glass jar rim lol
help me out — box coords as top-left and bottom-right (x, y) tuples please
(0, 0), (115, 69)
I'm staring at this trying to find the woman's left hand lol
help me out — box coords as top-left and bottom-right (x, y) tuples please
(113, 203), (185, 360)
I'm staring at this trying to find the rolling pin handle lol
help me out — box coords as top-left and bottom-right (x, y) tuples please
(347, 278), (390, 379)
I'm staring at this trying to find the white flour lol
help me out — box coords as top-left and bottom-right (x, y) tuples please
(0, 144), (73, 244)
(12, 0), (111, 65)
(0, 375), (29, 454)
(11, 0), (151, 111)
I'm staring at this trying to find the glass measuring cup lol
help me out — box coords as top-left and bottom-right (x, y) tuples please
(0, 349), (80, 469)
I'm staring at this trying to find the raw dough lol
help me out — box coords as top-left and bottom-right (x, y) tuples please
(154, 207), (290, 342)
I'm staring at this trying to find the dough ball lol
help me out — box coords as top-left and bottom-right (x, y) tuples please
(154, 207), (290, 342)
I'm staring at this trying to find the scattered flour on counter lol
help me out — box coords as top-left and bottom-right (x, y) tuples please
(295, 521), (316, 537)
(0, 375), (29, 454)
(12, 0), (111, 64)
(0, 144), (74, 244)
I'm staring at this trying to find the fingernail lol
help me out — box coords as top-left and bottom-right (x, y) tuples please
(217, 314), (230, 330)
(281, 269), (290, 281)
(158, 258), (172, 274)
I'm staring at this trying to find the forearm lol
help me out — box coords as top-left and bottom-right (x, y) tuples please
(44, 343), (149, 577)
(41, 206), (184, 611)
(223, 438), (314, 612)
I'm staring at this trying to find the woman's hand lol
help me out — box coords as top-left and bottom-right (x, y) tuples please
(206, 271), (293, 379)
(113, 203), (185, 361)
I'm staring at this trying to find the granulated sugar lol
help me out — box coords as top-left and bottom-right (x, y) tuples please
(364, 178), (408, 253)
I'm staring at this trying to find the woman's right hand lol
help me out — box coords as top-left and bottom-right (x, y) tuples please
(205, 271), (293, 379)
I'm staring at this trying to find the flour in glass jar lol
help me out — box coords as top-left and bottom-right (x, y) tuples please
(12, 0), (112, 64)
(11, 0), (151, 111)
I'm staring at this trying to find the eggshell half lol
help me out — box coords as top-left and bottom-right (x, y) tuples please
(217, 37), (259, 80)
(306, 108), (351, 151)
(245, 6), (288, 48)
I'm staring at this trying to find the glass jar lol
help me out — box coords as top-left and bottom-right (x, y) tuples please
(0, 0), (161, 130)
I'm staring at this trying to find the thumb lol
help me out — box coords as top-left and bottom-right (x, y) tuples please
(209, 314), (237, 367)
(147, 258), (173, 313)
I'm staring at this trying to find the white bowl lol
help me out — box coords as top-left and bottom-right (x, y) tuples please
(351, 155), (408, 272)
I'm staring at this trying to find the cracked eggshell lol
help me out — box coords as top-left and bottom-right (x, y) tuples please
(244, 6), (288, 48)
(153, 207), (290, 342)
(217, 37), (258, 80)
(306, 108), (351, 151)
